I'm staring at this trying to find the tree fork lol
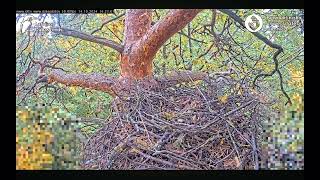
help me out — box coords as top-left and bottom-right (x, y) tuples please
(120, 9), (202, 80)
(44, 10), (204, 95)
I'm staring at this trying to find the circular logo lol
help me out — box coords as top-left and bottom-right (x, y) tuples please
(245, 14), (263, 32)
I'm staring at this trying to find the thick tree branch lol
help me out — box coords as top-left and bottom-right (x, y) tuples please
(52, 27), (124, 53)
(47, 69), (118, 96)
(120, 9), (202, 79)
(136, 9), (202, 62)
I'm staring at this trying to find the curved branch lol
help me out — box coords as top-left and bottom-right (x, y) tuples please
(220, 9), (291, 105)
(47, 69), (118, 96)
(253, 49), (282, 84)
(52, 27), (124, 53)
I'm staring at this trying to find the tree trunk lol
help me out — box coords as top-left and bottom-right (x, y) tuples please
(120, 9), (201, 80)
(120, 9), (153, 80)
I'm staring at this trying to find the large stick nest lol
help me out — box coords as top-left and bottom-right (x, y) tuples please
(81, 73), (266, 169)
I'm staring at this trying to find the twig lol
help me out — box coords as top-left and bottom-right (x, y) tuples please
(226, 122), (242, 168)
(133, 147), (193, 169)
(91, 13), (125, 35)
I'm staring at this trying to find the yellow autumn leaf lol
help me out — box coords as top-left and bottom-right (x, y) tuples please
(17, 110), (29, 122)
(163, 112), (175, 120)
(51, 107), (59, 114)
(192, 80), (202, 86)
(41, 153), (54, 164)
(220, 138), (224, 145)
(237, 88), (243, 95)
(25, 45), (32, 53)
(206, 63), (218, 70)
(38, 131), (54, 144)
(239, 10), (244, 17)
(291, 92), (302, 104)
(288, 65), (304, 88)
(69, 86), (78, 95)
(129, 147), (139, 154)
(192, 59), (200, 65)
(218, 94), (228, 104)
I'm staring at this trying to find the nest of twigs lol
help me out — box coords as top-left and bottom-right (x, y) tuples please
(81, 73), (266, 169)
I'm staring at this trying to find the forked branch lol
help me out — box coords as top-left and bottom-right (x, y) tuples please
(135, 9), (202, 62)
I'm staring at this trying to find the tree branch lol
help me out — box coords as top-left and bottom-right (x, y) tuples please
(157, 71), (208, 87)
(219, 9), (282, 49)
(47, 69), (118, 96)
(52, 27), (124, 53)
(91, 13), (125, 35)
(151, 21), (205, 43)
(136, 9), (202, 62)
(220, 9), (291, 105)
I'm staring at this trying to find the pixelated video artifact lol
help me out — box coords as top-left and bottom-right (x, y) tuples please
(262, 107), (304, 170)
(16, 104), (81, 170)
